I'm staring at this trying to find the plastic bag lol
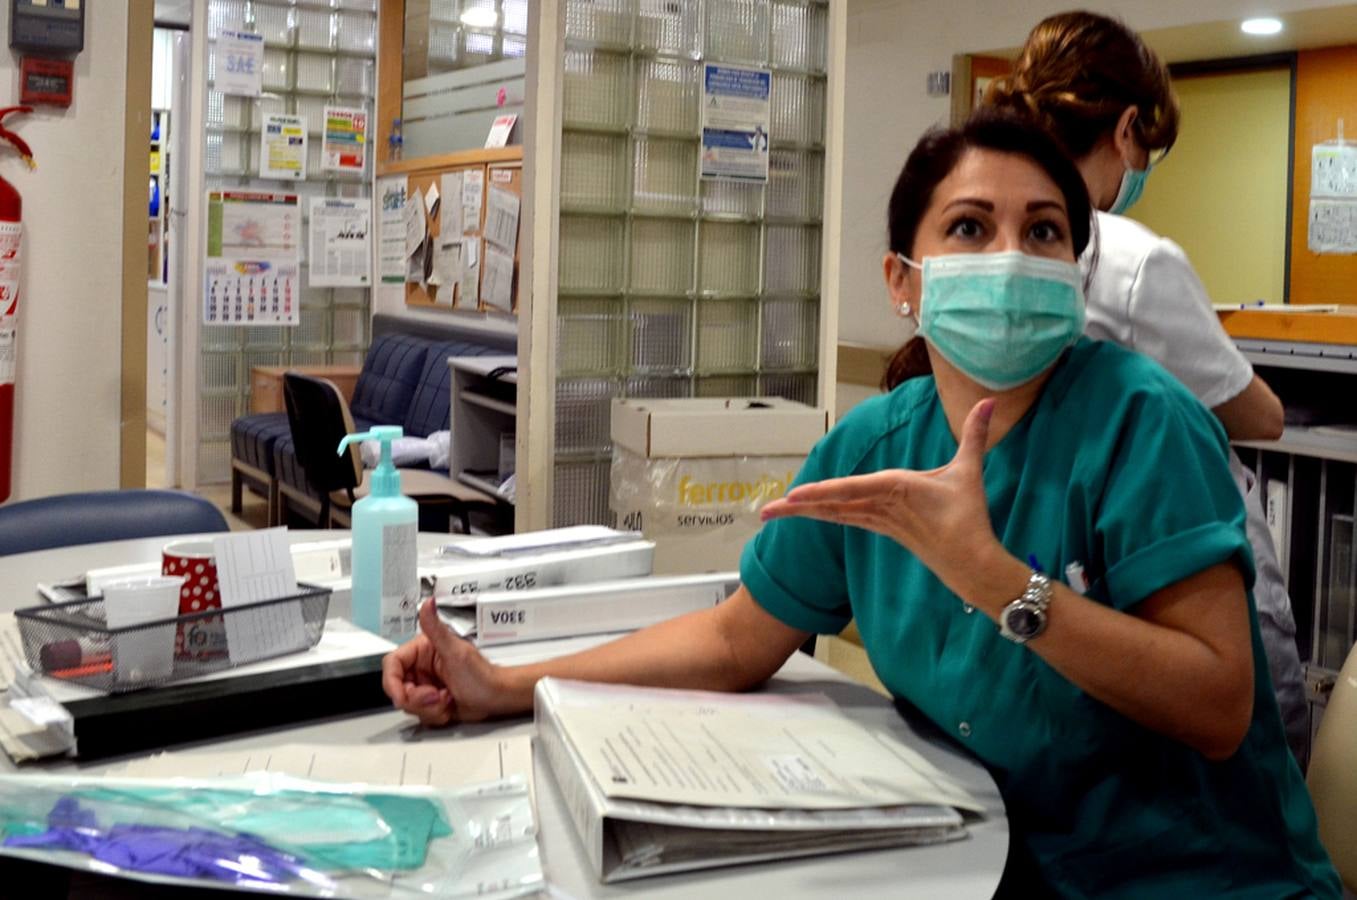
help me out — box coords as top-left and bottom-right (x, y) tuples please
(0, 772), (542, 898)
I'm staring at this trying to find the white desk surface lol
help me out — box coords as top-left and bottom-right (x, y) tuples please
(0, 532), (1009, 899)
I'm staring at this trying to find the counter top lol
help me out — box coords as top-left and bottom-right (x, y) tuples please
(1218, 307), (1357, 345)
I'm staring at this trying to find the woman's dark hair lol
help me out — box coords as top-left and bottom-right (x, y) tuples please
(984, 11), (1179, 159)
(883, 109), (1093, 389)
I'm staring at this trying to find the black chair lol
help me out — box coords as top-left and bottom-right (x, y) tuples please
(282, 372), (478, 532)
(0, 489), (228, 557)
(282, 372), (362, 528)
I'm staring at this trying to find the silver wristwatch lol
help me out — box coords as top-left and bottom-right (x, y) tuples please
(999, 571), (1052, 644)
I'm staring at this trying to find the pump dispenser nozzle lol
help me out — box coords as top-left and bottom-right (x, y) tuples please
(338, 425), (404, 497)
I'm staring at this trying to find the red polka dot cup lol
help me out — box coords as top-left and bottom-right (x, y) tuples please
(161, 540), (228, 659)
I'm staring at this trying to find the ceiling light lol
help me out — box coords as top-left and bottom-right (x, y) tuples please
(1241, 17), (1283, 36)
(460, 7), (499, 29)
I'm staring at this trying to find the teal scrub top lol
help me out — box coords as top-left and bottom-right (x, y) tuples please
(741, 338), (1339, 899)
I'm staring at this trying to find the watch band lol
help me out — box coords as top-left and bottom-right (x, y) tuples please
(999, 570), (1052, 644)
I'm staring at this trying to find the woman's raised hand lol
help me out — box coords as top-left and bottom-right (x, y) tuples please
(760, 398), (1002, 593)
(381, 598), (513, 726)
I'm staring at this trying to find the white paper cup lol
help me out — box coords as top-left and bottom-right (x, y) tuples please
(102, 575), (185, 685)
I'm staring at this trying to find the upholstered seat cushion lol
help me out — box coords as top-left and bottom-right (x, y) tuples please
(230, 412), (292, 474)
(348, 334), (430, 424)
(403, 341), (505, 438)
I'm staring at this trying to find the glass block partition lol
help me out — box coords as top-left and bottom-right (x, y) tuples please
(553, 0), (829, 526)
(198, 0), (377, 483)
(409, 0), (530, 77)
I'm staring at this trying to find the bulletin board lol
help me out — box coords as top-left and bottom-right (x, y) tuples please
(1289, 46), (1357, 307)
(386, 147), (523, 315)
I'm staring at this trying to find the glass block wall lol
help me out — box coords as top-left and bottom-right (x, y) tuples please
(554, 0), (829, 526)
(198, 0), (378, 483)
(408, 0), (530, 78)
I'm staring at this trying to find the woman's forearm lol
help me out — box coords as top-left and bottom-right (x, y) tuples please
(494, 587), (809, 714)
(957, 549), (1255, 760)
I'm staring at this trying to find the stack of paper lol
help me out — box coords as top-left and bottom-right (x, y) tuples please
(422, 526), (655, 602)
(441, 572), (739, 646)
(534, 678), (983, 882)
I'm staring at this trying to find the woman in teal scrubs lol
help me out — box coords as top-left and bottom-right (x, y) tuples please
(382, 111), (1339, 898)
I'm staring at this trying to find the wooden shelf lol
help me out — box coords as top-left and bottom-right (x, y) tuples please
(1234, 425), (1357, 464)
(458, 472), (513, 505)
(377, 146), (522, 177)
(460, 389), (515, 416)
(1218, 308), (1357, 345)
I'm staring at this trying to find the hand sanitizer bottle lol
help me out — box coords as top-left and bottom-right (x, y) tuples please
(336, 426), (419, 641)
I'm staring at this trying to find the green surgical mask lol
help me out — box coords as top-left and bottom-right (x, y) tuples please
(1108, 164), (1150, 216)
(898, 251), (1085, 391)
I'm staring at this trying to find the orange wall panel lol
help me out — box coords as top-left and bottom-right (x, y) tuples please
(1290, 46), (1357, 307)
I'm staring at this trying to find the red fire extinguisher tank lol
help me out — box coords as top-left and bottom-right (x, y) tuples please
(0, 106), (34, 503)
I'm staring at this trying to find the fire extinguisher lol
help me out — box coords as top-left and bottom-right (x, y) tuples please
(0, 106), (34, 504)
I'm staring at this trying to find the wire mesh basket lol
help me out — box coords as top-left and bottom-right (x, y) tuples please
(14, 585), (331, 694)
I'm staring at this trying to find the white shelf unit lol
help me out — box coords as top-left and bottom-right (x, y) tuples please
(449, 355), (518, 518)
(1231, 339), (1357, 755)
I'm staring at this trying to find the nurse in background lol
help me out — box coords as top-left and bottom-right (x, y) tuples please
(984, 10), (1308, 760)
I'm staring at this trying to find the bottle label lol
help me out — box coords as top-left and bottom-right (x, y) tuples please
(380, 521), (419, 641)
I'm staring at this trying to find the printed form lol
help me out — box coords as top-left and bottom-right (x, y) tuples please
(552, 684), (981, 811)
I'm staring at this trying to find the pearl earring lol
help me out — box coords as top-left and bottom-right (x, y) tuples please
(895, 299), (913, 318)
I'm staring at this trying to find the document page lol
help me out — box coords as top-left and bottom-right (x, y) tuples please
(549, 682), (981, 811)
(118, 735), (533, 796)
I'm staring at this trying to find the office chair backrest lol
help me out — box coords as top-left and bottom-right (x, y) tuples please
(0, 489), (228, 557)
(1308, 644), (1357, 891)
(283, 372), (363, 500)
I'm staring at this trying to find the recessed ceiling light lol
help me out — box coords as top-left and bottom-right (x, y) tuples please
(460, 7), (499, 29)
(1241, 17), (1283, 36)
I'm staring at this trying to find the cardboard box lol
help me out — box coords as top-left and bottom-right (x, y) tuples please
(610, 397), (829, 459)
(610, 398), (829, 575)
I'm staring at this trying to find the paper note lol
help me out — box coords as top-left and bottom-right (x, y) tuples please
(1308, 198), (1357, 253)
(320, 105), (367, 173)
(461, 238), (481, 306)
(462, 170), (485, 235)
(424, 181), (441, 219)
(1312, 144), (1357, 198)
(258, 113), (307, 181)
(212, 528), (305, 665)
(404, 188), (427, 258)
(440, 171), (465, 239)
(485, 114), (518, 149)
(216, 30), (263, 97)
(484, 185), (520, 255)
(308, 197), (371, 287)
(116, 735), (534, 798)
(443, 526), (623, 558)
(430, 241), (462, 292)
(701, 63), (771, 183)
(482, 244), (515, 312)
(377, 177), (408, 285)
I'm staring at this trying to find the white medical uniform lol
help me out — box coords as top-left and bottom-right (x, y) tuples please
(1083, 211), (1309, 760)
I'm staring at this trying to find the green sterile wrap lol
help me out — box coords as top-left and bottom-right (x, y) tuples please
(73, 787), (452, 871)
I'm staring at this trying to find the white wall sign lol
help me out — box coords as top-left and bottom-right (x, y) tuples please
(203, 191), (301, 326)
(700, 64), (772, 183)
(308, 198), (372, 287)
(216, 30), (264, 97)
(259, 113), (308, 181)
(322, 106), (368, 174)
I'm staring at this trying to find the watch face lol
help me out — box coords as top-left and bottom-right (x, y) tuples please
(1006, 604), (1045, 638)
